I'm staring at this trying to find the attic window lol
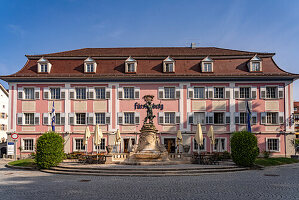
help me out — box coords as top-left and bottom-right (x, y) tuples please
(125, 57), (137, 73)
(201, 56), (213, 72)
(248, 55), (262, 72)
(37, 57), (51, 73)
(84, 57), (97, 73)
(163, 56), (175, 73)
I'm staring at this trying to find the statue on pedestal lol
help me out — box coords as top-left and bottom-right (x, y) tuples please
(143, 95), (156, 124)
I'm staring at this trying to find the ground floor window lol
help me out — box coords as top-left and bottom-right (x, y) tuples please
(266, 138), (280, 152)
(213, 138), (226, 152)
(94, 138), (106, 151)
(193, 138), (206, 151)
(23, 139), (34, 151)
(75, 139), (85, 151)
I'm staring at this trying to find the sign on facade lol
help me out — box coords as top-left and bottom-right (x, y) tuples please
(7, 142), (14, 155)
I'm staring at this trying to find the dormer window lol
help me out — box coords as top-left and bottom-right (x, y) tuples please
(201, 56), (213, 72)
(163, 56), (175, 73)
(84, 57), (97, 73)
(248, 55), (262, 72)
(37, 57), (51, 73)
(125, 57), (137, 73)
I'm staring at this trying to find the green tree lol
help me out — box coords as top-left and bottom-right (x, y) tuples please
(35, 131), (64, 169)
(230, 130), (259, 167)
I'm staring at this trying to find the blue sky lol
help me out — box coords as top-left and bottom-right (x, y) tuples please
(0, 0), (299, 99)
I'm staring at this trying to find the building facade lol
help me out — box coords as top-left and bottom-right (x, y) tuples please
(0, 84), (8, 143)
(1, 47), (298, 157)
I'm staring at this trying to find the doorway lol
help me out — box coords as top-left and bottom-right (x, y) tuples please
(164, 138), (176, 153)
(123, 138), (135, 153)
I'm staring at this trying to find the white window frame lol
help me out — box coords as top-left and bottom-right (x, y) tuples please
(22, 138), (35, 152)
(194, 112), (205, 124)
(266, 112), (278, 125)
(266, 86), (277, 99)
(213, 138), (227, 152)
(164, 112), (176, 124)
(24, 88), (35, 100)
(124, 112), (135, 124)
(93, 138), (106, 152)
(40, 64), (48, 73)
(251, 62), (261, 71)
(95, 113), (106, 125)
(214, 112), (225, 124)
(164, 87), (175, 99)
(50, 88), (61, 100)
(194, 87), (205, 99)
(86, 63), (95, 72)
(123, 87), (135, 99)
(214, 87), (224, 99)
(84, 57), (97, 73)
(239, 87), (251, 99)
(266, 138), (280, 152)
(24, 113), (35, 125)
(95, 87), (106, 99)
(193, 137), (206, 151)
(163, 57), (175, 73)
(75, 88), (87, 100)
(73, 138), (86, 152)
(75, 113), (86, 125)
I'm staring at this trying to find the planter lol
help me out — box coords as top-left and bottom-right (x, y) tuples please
(183, 145), (190, 153)
(106, 145), (113, 153)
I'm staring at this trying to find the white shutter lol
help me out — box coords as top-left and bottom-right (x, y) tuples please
(208, 87), (214, 99)
(60, 89), (66, 99)
(251, 112), (257, 124)
(69, 89), (75, 99)
(225, 112), (230, 124)
(88, 113), (94, 125)
(260, 86), (266, 99)
(105, 113), (111, 124)
(225, 87), (230, 99)
(135, 112), (140, 124)
(17, 113), (23, 125)
(234, 112), (240, 124)
(17, 88), (24, 99)
(43, 113), (49, 125)
(158, 112), (164, 124)
(279, 112), (284, 124)
(88, 88), (95, 99)
(106, 87), (111, 99)
(234, 87), (240, 99)
(69, 113), (75, 125)
(278, 86), (284, 99)
(175, 88), (181, 99)
(261, 112), (266, 124)
(209, 112), (214, 124)
(158, 87), (164, 99)
(175, 112), (180, 124)
(34, 113), (40, 125)
(117, 112), (123, 124)
(188, 112), (194, 124)
(34, 88), (40, 100)
(134, 87), (140, 99)
(118, 88), (123, 99)
(60, 113), (66, 125)
(251, 87), (257, 99)
(188, 87), (194, 99)
(43, 88), (50, 99)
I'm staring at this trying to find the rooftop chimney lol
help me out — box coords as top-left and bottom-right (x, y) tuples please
(191, 43), (196, 49)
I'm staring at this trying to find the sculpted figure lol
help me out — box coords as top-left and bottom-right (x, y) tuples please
(143, 95), (156, 124)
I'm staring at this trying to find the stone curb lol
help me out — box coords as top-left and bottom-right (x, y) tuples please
(5, 164), (38, 171)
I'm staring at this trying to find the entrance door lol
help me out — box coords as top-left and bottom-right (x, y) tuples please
(123, 138), (135, 153)
(164, 138), (176, 153)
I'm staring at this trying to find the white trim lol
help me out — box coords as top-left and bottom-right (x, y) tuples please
(179, 83), (184, 130)
(186, 83), (191, 131)
(265, 137), (281, 152)
(115, 84), (119, 131)
(213, 137), (227, 152)
(229, 83), (235, 132)
(193, 137), (206, 151)
(72, 137), (86, 152)
(92, 137), (106, 152)
(21, 137), (36, 153)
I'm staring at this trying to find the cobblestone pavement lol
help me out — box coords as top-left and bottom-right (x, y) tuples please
(0, 159), (299, 200)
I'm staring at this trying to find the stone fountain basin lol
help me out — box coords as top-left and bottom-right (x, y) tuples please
(133, 152), (162, 159)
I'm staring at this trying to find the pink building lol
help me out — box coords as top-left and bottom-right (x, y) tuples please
(1, 47), (298, 157)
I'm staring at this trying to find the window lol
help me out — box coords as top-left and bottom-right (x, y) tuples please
(55, 113), (61, 125)
(214, 138), (226, 152)
(266, 87), (277, 99)
(194, 87), (205, 99)
(165, 63), (174, 72)
(50, 88), (60, 99)
(252, 62), (260, 71)
(95, 138), (106, 151)
(40, 64), (48, 72)
(24, 88), (34, 100)
(295, 107), (298, 112)
(124, 87), (134, 99)
(127, 63), (135, 72)
(240, 112), (248, 124)
(24, 139), (34, 151)
(95, 88), (106, 99)
(194, 138), (206, 151)
(75, 139), (85, 151)
(267, 138), (279, 152)
(76, 113), (86, 125)
(1, 125), (5, 130)
(214, 113), (224, 124)
(95, 113), (105, 124)
(214, 87), (224, 99)
(86, 63), (94, 72)
(24, 113), (34, 125)
(194, 112), (205, 124)
(164, 112), (175, 124)
(1, 113), (5, 118)
(76, 88), (86, 99)
(267, 112), (278, 124)
(203, 63), (212, 72)
(240, 87), (250, 99)
(164, 87), (175, 99)
(124, 112), (134, 124)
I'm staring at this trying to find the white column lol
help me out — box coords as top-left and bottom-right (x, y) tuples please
(229, 82), (236, 132)
(64, 83), (70, 132)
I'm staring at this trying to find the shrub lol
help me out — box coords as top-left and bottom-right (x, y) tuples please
(35, 131), (64, 169)
(230, 130), (259, 167)
(262, 151), (271, 158)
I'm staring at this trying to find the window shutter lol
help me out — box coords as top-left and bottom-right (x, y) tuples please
(69, 89), (75, 99)
(35, 88), (40, 99)
(17, 113), (23, 125)
(225, 87), (230, 99)
(188, 87), (194, 99)
(117, 112), (123, 124)
(88, 113), (94, 125)
(88, 88), (95, 99)
(105, 113), (111, 124)
(43, 88), (50, 100)
(134, 87), (140, 99)
(234, 87), (239, 99)
(60, 113), (66, 125)
(209, 112), (214, 124)
(17, 88), (24, 99)
(251, 112), (257, 124)
(188, 112), (194, 124)
(118, 88), (123, 99)
(69, 113), (75, 125)
(278, 86), (284, 99)
(208, 87), (213, 99)
(60, 89), (66, 99)
(260, 86), (266, 99)
(34, 113), (40, 125)
(158, 87), (164, 99)
(175, 112), (180, 124)
(225, 112), (230, 124)
(279, 112), (284, 124)
(106, 88), (111, 99)
(175, 89), (181, 99)
(251, 87), (257, 99)
(234, 112), (240, 124)
(43, 113), (49, 125)
(158, 112), (164, 124)
(135, 112), (140, 124)
(261, 112), (266, 124)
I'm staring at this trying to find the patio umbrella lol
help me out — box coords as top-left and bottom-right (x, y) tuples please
(176, 130), (183, 153)
(207, 125), (215, 153)
(195, 123), (204, 153)
(94, 124), (103, 162)
(128, 138), (132, 152)
(83, 126), (91, 155)
(115, 129), (121, 153)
